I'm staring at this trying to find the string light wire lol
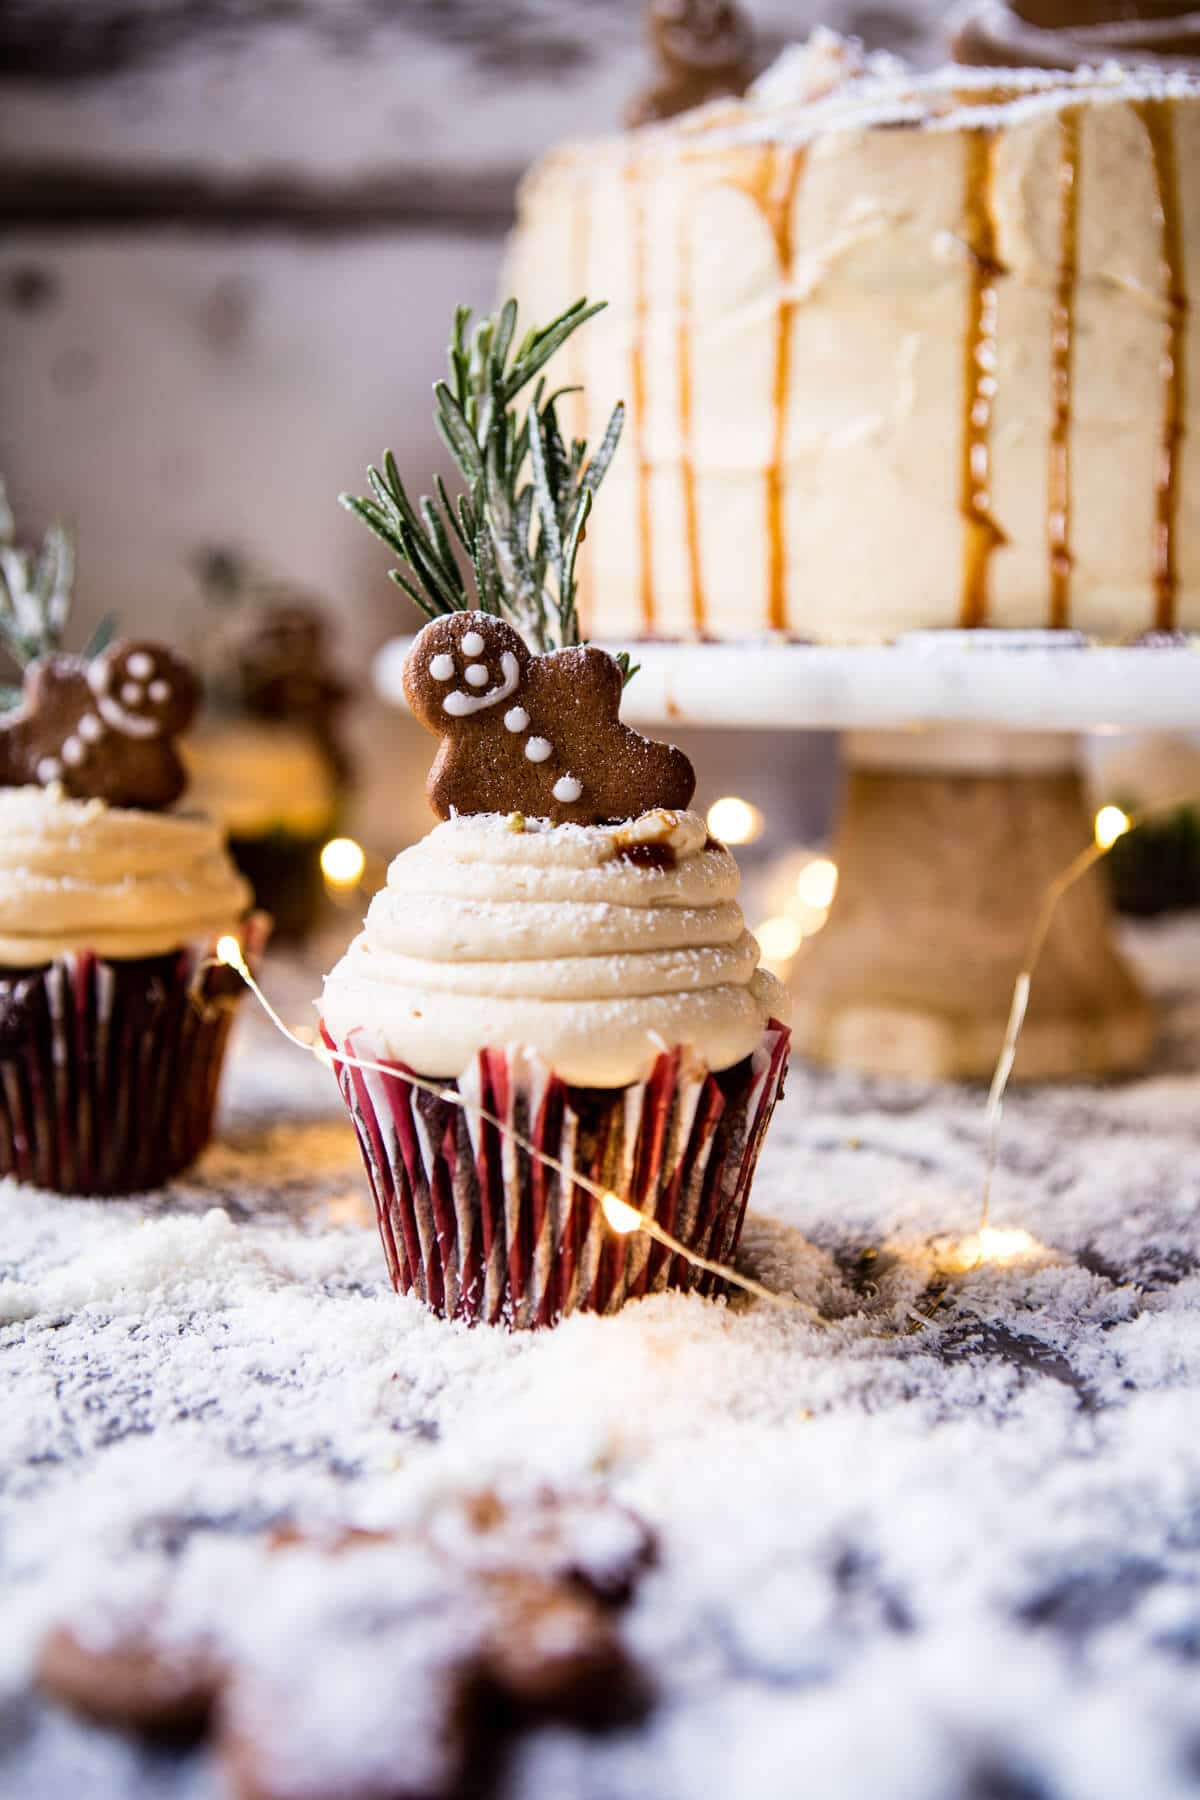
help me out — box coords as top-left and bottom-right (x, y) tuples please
(981, 788), (1200, 1225)
(204, 784), (1200, 1316)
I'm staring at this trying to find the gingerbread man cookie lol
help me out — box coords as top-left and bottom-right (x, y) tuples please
(403, 613), (694, 825)
(627, 0), (754, 127)
(38, 1489), (654, 1800)
(0, 640), (197, 810)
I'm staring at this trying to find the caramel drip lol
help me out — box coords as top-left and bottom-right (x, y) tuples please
(626, 162), (656, 633)
(960, 128), (1006, 627)
(1134, 99), (1188, 632)
(678, 184), (706, 635)
(764, 148), (804, 634)
(1047, 108), (1080, 629)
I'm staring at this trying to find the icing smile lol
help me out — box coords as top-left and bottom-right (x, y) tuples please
(440, 651), (521, 718)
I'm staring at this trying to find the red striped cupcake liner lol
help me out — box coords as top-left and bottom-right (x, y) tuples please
(322, 1020), (790, 1328)
(0, 916), (270, 1196)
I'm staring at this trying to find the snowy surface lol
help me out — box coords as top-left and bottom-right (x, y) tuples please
(3, 922), (1200, 1800)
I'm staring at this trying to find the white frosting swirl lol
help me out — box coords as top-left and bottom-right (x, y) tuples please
(0, 787), (252, 965)
(321, 809), (789, 1086)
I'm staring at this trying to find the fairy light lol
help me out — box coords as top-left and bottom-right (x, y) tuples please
(320, 837), (367, 888)
(216, 935), (247, 975)
(602, 1193), (642, 1234)
(211, 940), (821, 1322)
(706, 796), (763, 845)
(1094, 805), (1130, 851)
(755, 916), (805, 969)
(973, 1226), (1039, 1263)
(795, 856), (838, 910)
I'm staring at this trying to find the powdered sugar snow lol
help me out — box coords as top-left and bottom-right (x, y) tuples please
(3, 925), (1200, 1799)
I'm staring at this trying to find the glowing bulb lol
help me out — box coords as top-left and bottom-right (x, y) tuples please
(755, 916), (805, 965)
(706, 796), (763, 846)
(795, 856), (838, 910)
(216, 934), (248, 976)
(602, 1191), (643, 1235)
(320, 837), (367, 887)
(1094, 806), (1130, 851)
(975, 1226), (1038, 1263)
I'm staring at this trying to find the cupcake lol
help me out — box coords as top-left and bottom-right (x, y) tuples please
(183, 716), (340, 939)
(186, 575), (352, 939)
(0, 498), (260, 1193)
(325, 301), (790, 1325)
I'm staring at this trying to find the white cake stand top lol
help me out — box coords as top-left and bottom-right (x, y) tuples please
(374, 631), (1200, 735)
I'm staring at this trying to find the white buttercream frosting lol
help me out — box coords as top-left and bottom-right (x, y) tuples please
(320, 809), (789, 1085)
(0, 787), (252, 965)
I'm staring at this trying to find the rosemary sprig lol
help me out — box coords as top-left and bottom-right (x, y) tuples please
(0, 479), (75, 679)
(0, 484), (114, 711)
(341, 298), (637, 683)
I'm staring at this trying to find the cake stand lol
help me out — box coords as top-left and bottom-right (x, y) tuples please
(374, 631), (1200, 1083)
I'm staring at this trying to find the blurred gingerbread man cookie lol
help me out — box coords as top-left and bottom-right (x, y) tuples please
(38, 1489), (654, 1800)
(404, 612), (695, 825)
(627, 0), (755, 126)
(0, 640), (197, 809)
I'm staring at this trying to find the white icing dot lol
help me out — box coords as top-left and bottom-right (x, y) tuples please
(460, 630), (485, 657)
(120, 682), (144, 706)
(36, 757), (62, 784)
(524, 737), (552, 763)
(553, 775), (583, 803)
(429, 654), (456, 682)
(62, 737), (85, 768)
(148, 679), (171, 704)
(504, 707), (530, 733)
(126, 652), (154, 679)
(465, 664), (489, 688)
(78, 713), (104, 743)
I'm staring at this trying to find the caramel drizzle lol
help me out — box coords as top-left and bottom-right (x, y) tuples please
(763, 148), (804, 634)
(960, 128), (1006, 628)
(626, 162), (657, 633)
(1047, 108), (1080, 629)
(1134, 99), (1188, 632)
(677, 180), (706, 635)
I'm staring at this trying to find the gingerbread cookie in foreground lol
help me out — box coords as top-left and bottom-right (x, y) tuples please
(38, 1489), (654, 1800)
(404, 611), (694, 825)
(326, 297), (790, 1327)
(0, 486), (260, 1194)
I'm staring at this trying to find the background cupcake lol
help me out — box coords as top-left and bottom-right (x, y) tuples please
(185, 562), (353, 939)
(321, 301), (790, 1326)
(0, 490), (260, 1195)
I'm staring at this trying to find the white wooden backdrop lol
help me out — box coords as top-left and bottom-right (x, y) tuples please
(0, 1), (943, 846)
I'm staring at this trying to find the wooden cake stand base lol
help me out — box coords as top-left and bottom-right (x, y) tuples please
(790, 732), (1153, 1083)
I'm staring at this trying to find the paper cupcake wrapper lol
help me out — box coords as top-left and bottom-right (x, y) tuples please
(323, 1021), (790, 1328)
(0, 916), (269, 1196)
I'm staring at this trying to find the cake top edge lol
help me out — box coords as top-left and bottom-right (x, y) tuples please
(525, 32), (1200, 171)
